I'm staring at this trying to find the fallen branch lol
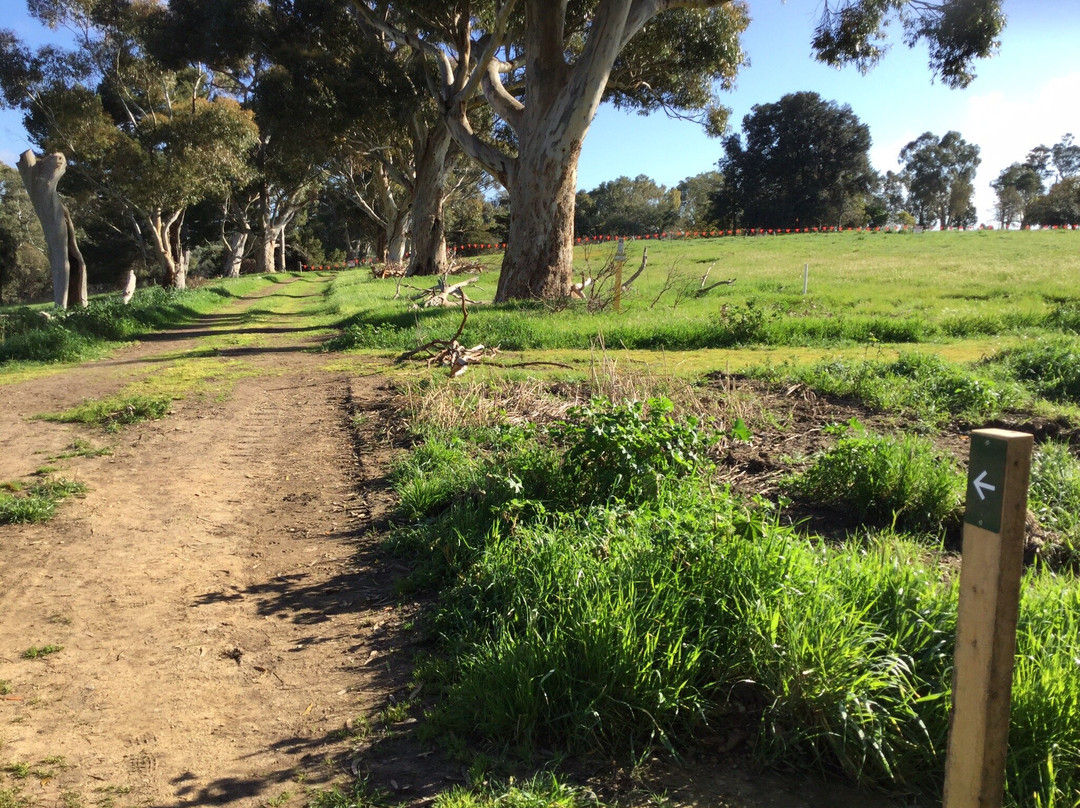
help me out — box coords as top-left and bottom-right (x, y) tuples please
(570, 276), (593, 299)
(411, 276), (481, 307)
(695, 262), (736, 295)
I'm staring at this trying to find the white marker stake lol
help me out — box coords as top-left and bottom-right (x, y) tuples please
(943, 429), (1033, 808)
(802, 263), (809, 295)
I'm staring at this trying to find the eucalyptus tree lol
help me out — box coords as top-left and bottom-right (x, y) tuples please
(0, 160), (50, 305)
(354, 1), (748, 300)
(156, 0), (420, 275)
(897, 131), (981, 229)
(353, 0), (1004, 302)
(0, 1), (258, 289)
(991, 162), (1043, 228)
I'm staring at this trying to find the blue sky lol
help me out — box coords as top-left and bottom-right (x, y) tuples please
(3, 1), (1079, 224)
(580, 1), (1080, 224)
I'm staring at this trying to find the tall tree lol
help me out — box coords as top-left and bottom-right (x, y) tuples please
(0, 160), (50, 305)
(897, 131), (981, 229)
(1, 2), (258, 289)
(991, 162), (1043, 228)
(712, 91), (873, 229)
(356, 0), (1004, 301)
(577, 174), (680, 236)
(354, 1), (749, 301)
(1051, 133), (1080, 181)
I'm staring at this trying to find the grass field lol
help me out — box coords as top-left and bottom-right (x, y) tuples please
(319, 230), (1080, 808)
(3, 230), (1079, 807)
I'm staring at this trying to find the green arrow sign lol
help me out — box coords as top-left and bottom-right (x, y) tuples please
(964, 434), (1008, 533)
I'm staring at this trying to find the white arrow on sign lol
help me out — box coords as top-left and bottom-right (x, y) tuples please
(972, 470), (996, 501)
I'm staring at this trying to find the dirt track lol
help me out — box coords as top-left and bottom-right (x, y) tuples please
(0, 277), (424, 807)
(1, 276), (923, 808)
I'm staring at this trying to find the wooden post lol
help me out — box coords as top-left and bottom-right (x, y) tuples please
(613, 237), (626, 312)
(943, 429), (1033, 808)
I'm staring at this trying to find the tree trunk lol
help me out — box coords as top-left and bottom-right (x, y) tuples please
(387, 211), (408, 264)
(62, 204), (88, 307)
(495, 140), (580, 301)
(147, 208), (188, 289)
(407, 123), (452, 277)
(223, 229), (247, 278)
(258, 234), (277, 274)
(16, 150), (86, 308)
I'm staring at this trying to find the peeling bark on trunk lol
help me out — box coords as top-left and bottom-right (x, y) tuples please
(496, 142), (580, 300)
(406, 123), (453, 277)
(387, 211), (408, 264)
(121, 269), (137, 303)
(16, 150), (87, 309)
(258, 233), (277, 274)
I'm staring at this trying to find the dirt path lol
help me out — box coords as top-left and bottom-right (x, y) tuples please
(0, 276), (419, 808)
(1, 277), (923, 808)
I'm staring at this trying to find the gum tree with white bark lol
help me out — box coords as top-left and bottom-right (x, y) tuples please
(353, 0), (1004, 301)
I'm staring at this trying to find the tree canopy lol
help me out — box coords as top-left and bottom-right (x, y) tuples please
(711, 91), (874, 230)
(896, 130), (980, 229)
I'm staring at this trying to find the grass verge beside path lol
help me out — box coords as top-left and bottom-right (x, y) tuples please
(381, 384), (1079, 808)
(0, 274), (286, 371)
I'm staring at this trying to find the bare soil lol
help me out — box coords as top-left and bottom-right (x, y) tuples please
(3, 276), (1024, 808)
(0, 280), (451, 807)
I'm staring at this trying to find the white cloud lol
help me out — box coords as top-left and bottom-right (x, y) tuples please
(961, 72), (1080, 222)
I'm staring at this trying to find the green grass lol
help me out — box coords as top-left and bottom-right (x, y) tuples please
(385, 389), (1080, 808)
(49, 439), (112, 460)
(0, 477), (87, 525)
(21, 645), (63, 660)
(0, 274), (284, 367)
(1029, 441), (1080, 568)
(41, 394), (172, 432)
(323, 231), (1080, 356)
(748, 352), (1030, 425)
(784, 421), (964, 533)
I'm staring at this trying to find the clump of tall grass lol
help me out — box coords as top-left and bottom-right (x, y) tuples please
(0, 477), (87, 525)
(1029, 441), (1080, 568)
(989, 338), (1080, 405)
(387, 394), (1079, 806)
(785, 421), (963, 533)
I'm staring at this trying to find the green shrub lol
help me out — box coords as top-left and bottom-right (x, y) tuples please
(786, 423), (963, 532)
(992, 338), (1080, 404)
(553, 396), (713, 504)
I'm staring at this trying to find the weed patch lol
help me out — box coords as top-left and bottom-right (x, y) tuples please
(785, 422), (963, 533)
(42, 394), (172, 432)
(989, 337), (1080, 405)
(22, 645), (63, 660)
(0, 477), (87, 525)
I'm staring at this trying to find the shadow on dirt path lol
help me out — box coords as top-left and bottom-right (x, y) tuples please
(0, 276), (448, 808)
